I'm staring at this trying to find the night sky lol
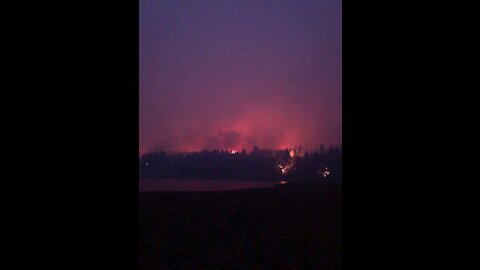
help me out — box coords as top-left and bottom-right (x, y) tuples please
(140, 0), (342, 153)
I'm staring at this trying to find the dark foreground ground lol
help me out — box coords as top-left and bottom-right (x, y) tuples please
(140, 182), (342, 269)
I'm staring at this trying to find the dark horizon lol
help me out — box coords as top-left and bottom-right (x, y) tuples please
(140, 0), (342, 154)
(139, 144), (340, 155)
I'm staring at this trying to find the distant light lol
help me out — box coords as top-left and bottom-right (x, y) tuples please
(146, 162), (149, 166)
(230, 150), (238, 154)
(322, 167), (330, 178)
(279, 180), (288, 185)
(278, 162), (293, 175)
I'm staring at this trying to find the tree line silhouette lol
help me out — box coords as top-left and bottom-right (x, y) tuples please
(139, 145), (342, 182)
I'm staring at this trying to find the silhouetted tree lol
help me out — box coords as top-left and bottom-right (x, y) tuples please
(139, 146), (342, 182)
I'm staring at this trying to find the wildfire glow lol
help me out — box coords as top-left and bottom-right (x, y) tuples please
(276, 148), (298, 175)
(278, 162), (294, 175)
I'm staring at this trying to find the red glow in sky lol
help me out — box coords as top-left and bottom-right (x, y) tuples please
(140, 0), (342, 153)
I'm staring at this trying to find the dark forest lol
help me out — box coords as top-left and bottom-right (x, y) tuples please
(139, 145), (342, 182)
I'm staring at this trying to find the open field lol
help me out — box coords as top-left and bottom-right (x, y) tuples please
(140, 182), (342, 269)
